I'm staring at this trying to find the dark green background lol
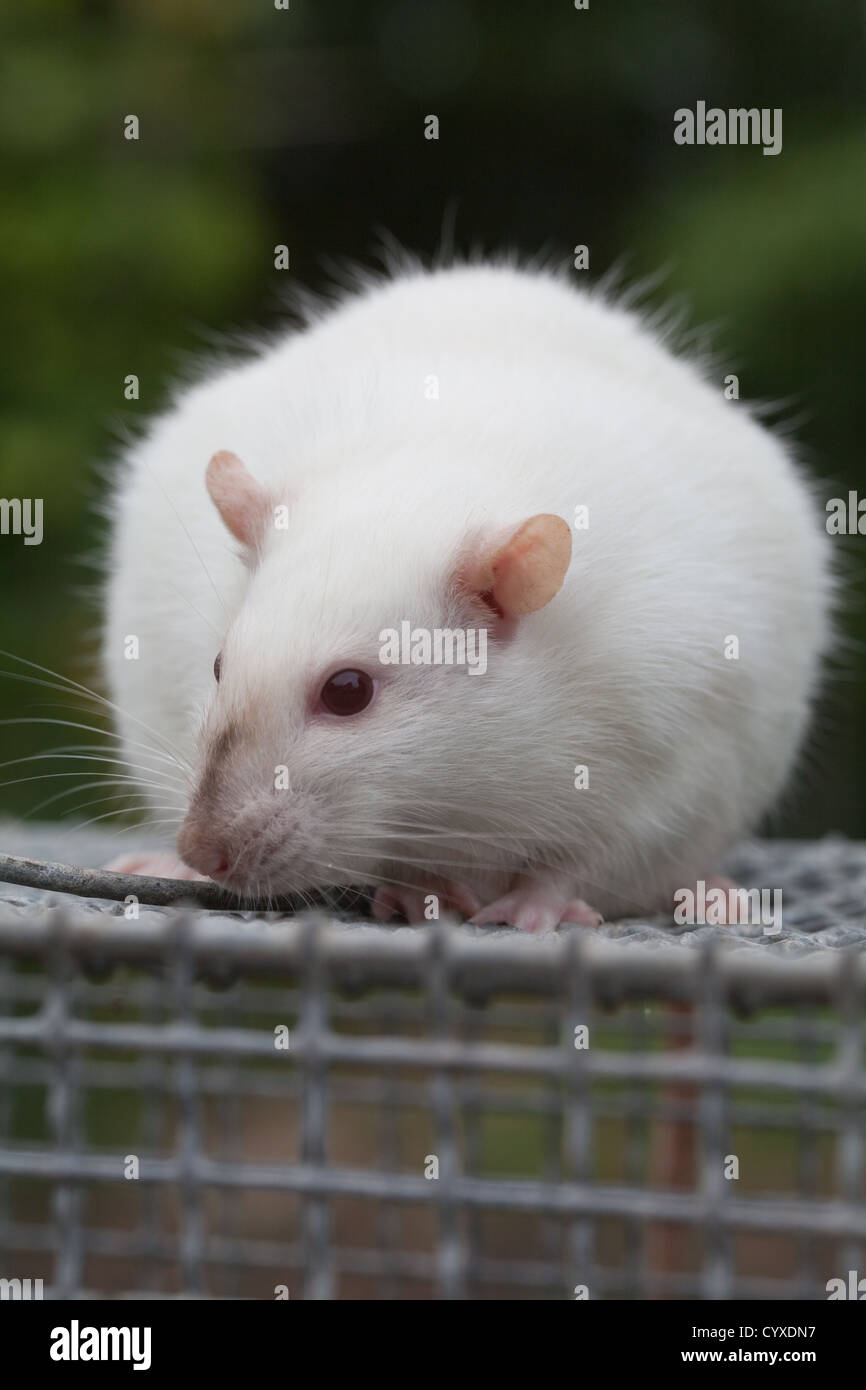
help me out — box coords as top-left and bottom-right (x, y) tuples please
(1, 0), (864, 834)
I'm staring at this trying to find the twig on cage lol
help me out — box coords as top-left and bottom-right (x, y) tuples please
(0, 851), (370, 916)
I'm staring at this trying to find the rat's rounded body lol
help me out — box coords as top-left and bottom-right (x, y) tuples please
(104, 263), (831, 926)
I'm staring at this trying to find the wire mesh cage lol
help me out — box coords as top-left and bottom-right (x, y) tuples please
(1, 893), (864, 1301)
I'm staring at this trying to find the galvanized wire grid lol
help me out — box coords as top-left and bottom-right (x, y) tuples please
(0, 908), (864, 1301)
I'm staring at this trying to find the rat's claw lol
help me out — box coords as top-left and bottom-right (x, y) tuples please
(470, 890), (603, 935)
(105, 852), (207, 881)
(560, 898), (605, 930)
(371, 878), (482, 925)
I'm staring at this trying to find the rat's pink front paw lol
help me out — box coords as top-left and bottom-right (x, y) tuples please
(105, 852), (207, 882)
(470, 889), (603, 935)
(372, 878), (482, 924)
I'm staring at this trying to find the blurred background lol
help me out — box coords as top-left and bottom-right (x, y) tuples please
(1, 0), (864, 835)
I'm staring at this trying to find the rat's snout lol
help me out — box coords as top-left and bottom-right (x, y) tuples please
(177, 817), (232, 882)
(177, 786), (297, 891)
(176, 722), (312, 892)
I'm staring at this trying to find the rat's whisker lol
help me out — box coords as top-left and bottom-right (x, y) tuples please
(23, 745), (187, 789)
(358, 827), (499, 837)
(95, 815), (186, 842)
(0, 651), (192, 768)
(0, 770), (180, 796)
(54, 806), (180, 835)
(0, 751), (188, 791)
(57, 795), (184, 824)
(332, 848), (508, 877)
(162, 575), (224, 641)
(26, 778), (185, 819)
(32, 744), (189, 787)
(0, 706), (190, 775)
(141, 459), (231, 622)
(356, 827), (534, 843)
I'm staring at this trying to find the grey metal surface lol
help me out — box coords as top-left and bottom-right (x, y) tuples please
(0, 823), (864, 1300)
(2, 819), (866, 952)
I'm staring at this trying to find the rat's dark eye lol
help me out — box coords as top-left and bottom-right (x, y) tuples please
(213, 652), (222, 683)
(320, 668), (374, 716)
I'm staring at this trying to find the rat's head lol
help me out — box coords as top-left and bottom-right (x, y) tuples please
(177, 450), (572, 899)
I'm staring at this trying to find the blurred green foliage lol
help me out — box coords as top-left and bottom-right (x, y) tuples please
(1, 0), (864, 833)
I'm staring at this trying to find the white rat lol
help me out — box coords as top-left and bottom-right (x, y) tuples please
(103, 259), (831, 931)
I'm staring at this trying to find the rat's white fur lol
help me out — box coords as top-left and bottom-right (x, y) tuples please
(104, 261), (831, 917)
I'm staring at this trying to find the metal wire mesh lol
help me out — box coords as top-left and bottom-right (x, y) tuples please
(0, 907), (864, 1300)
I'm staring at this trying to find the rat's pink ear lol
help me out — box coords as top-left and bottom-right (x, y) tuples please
(462, 514), (572, 619)
(205, 451), (272, 549)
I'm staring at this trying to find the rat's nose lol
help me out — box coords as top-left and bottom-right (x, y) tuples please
(196, 849), (230, 879)
(177, 822), (231, 880)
